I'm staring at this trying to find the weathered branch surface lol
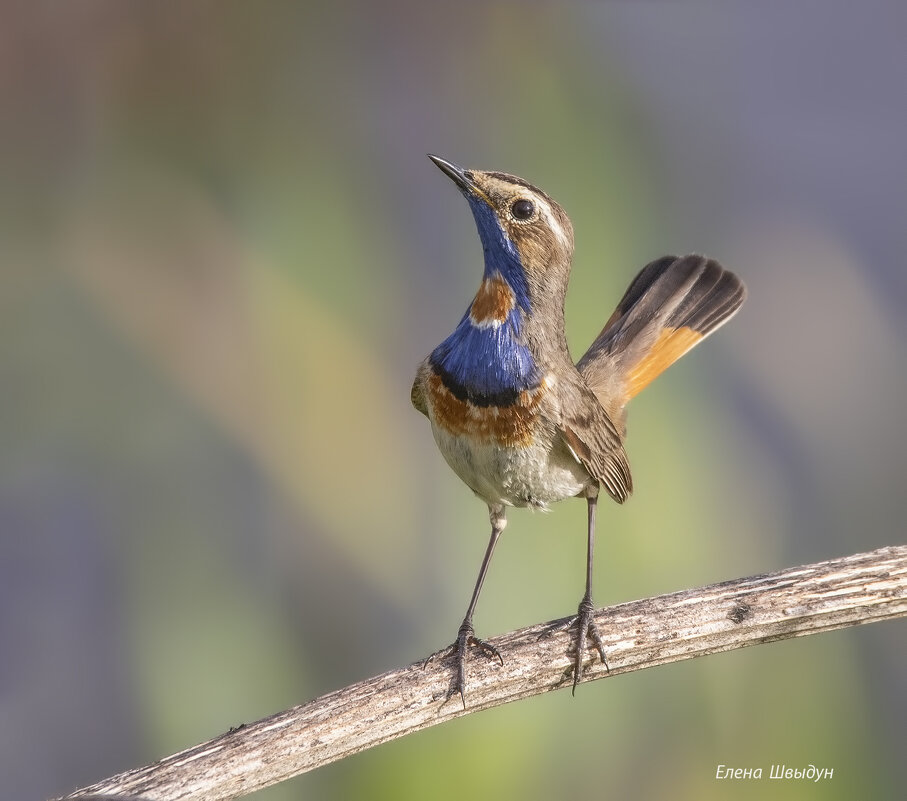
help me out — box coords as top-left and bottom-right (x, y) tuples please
(61, 545), (906, 801)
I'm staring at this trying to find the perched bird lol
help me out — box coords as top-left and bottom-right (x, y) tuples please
(412, 155), (745, 705)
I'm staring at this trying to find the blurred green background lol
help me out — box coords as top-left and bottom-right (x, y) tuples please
(2, 2), (905, 800)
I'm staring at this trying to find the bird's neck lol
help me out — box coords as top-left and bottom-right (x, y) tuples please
(479, 232), (571, 354)
(429, 271), (541, 406)
(429, 230), (573, 404)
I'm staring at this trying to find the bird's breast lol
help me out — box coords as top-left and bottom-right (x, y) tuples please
(420, 366), (590, 508)
(417, 295), (591, 506)
(425, 368), (550, 447)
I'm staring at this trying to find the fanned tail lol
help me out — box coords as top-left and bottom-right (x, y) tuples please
(577, 254), (746, 419)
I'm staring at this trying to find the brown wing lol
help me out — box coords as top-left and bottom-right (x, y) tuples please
(411, 361), (429, 417)
(559, 382), (633, 504)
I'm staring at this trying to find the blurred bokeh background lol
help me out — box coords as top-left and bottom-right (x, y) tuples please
(2, 2), (905, 799)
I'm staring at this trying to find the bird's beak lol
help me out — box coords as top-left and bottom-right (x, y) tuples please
(428, 154), (483, 198)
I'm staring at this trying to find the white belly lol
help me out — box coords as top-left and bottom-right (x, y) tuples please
(430, 423), (591, 509)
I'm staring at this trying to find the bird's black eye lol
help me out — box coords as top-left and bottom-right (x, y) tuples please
(511, 198), (535, 220)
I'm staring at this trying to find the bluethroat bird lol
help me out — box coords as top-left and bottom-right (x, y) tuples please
(412, 155), (746, 705)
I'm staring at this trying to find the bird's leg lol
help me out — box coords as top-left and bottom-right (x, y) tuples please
(570, 495), (608, 692)
(537, 496), (609, 691)
(445, 506), (506, 708)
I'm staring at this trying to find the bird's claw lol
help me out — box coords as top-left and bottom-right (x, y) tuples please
(540, 596), (609, 693)
(443, 620), (503, 708)
(569, 595), (608, 693)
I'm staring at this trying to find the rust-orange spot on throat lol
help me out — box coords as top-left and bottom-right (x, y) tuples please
(470, 275), (515, 325)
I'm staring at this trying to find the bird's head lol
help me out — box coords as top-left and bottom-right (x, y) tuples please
(428, 155), (575, 316)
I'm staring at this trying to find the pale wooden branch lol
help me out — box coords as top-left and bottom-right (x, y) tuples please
(60, 545), (906, 801)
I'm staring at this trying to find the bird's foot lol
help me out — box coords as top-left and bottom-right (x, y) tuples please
(541, 595), (608, 693)
(570, 595), (608, 693)
(429, 620), (503, 709)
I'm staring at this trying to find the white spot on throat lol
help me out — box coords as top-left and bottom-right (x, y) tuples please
(468, 313), (505, 330)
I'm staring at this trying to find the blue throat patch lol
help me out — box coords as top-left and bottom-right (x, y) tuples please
(430, 196), (540, 406)
(468, 196), (532, 312)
